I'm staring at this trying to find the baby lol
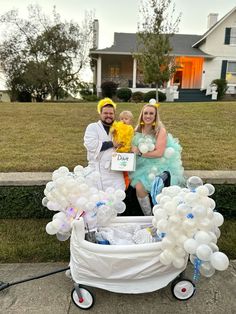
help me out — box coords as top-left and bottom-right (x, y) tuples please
(119, 110), (133, 126)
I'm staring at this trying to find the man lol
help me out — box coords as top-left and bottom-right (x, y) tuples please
(84, 97), (125, 191)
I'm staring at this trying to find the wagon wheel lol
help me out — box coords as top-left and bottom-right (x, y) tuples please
(171, 278), (196, 301)
(71, 286), (95, 310)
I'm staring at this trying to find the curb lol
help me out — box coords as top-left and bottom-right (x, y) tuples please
(0, 170), (235, 186)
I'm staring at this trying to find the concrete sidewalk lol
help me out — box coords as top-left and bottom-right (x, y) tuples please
(0, 261), (235, 314)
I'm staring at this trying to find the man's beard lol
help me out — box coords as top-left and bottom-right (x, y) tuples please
(101, 119), (114, 126)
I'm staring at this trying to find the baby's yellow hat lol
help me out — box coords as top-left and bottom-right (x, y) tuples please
(97, 98), (116, 114)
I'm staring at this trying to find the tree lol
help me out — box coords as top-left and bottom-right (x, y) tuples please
(0, 5), (93, 101)
(136, 0), (181, 101)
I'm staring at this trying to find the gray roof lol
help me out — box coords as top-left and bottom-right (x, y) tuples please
(90, 33), (212, 58)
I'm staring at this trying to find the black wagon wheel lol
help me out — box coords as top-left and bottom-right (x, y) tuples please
(71, 285), (95, 310)
(171, 278), (196, 301)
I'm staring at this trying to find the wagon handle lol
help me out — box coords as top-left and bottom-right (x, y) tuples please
(0, 266), (70, 292)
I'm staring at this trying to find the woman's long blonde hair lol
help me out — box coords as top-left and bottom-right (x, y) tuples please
(135, 104), (163, 136)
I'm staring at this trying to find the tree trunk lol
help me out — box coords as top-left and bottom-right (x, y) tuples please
(156, 83), (159, 102)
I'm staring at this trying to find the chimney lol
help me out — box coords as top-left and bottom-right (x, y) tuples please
(207, 13), (218, 29)
(93, 19), (99, 49)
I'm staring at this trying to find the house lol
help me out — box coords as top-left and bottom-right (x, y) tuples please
(90, 7), (236, 99)
(0, 68), (10, 102)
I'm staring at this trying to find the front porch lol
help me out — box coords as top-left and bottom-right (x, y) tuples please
(93, 54), (205, 97)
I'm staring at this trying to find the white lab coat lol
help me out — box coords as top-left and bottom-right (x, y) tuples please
(84, 120), (125, 191)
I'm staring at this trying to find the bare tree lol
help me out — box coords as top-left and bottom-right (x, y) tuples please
(136, 0), (181, 101)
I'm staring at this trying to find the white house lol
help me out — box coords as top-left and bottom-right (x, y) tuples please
(90, 7), (236, 98)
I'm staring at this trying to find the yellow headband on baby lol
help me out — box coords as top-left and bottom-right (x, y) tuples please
(97, 98), (116, 114)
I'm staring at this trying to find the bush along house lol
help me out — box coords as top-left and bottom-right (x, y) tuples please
(90, 7), (236, 102)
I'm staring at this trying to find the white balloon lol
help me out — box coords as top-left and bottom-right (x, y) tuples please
(52, 170), (62, 181)
(154, 207), (167, 220)
(75, 197), (88, 209)
(200, 262), (216, 277)
(149, 98), (156, 105)
(210, 252), (229, 271)
(46, 222), (58, 235)
(156, 219), (168, 232)
(173, 257), (185, 269)
(164, 147), (175, 159)
(213, 212), (224, 227)
(184, 239), (198, 254)
(46, 181), (55, 191)
(192, 205), (207, 218)
(115, 189), (126, 201)
(160, 252), (171, 265)
(198, 218), (213, 231)
(56, 232), (71, 241)
(204, 183), (215, 196)
(139, 143), (149, 154)
(85, 202), (95, 212)
(47, 201), (61, 211)
(58, 166), (69, 174)
(161, 237), (175, 250)
(74, 165), (84, 173)
(148, 143), (155, 151)
(196, 185), (209, 197)
(195, 231), (212, 244)
(163, 201), (176, 216)
(160, 195), (172, 206)
(113, 201), (126, 213)
(105, 187), (115, 194)
(196, 244), (213, 261)
(148, 172), (156, 181)
(42, 197), (48, 207)
(176, 203), (191, 217)
(208, 242), (219, 252)
(214, 227), (221, 239)
(189, 254), (197, 264)
(186, 176), (203, 191)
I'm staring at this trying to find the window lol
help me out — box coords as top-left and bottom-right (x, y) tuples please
(224, 27), (236, 45)
(230, 28), (236, 44)
(226, 61), (236, 84)
(110, 65), (120, 78)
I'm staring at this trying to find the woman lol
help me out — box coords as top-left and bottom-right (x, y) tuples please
(129, 100), (185, 215)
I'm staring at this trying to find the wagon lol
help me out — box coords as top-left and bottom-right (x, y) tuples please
(69, 216), (196, 310)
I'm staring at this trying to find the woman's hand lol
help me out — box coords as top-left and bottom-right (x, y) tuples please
(132, 146), (140, 154)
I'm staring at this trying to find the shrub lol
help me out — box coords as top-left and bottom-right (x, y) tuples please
(143, 90), (166, 102)
(79, 82), (92, 98)
(101, 81), (118, 98)
(83, 94), (99, 102)
(211, 79), (228, 100)
(131, 91), (144, 103)
(116, 88), (132, 102)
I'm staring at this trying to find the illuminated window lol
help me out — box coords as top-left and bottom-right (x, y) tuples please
(226, 61), (236, 83)
(110, 66), (120, 78)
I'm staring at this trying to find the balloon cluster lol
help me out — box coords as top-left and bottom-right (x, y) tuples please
(152, 176), (229, 278)
(138, 135), (155, 154)
(43, 165), (126, 241)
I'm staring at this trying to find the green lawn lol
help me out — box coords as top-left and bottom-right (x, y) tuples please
(0, 101), (235, 263)
(0, 101), (235, 171)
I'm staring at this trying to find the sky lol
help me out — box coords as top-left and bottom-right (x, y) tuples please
(0, 0), (235, 49)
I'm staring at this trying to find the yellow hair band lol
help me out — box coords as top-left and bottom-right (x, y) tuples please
(97, 98), (116, 114)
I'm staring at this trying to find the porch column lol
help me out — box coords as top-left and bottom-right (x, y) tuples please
(132, 58), (137, 88)
(97, 56), (102, 96)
